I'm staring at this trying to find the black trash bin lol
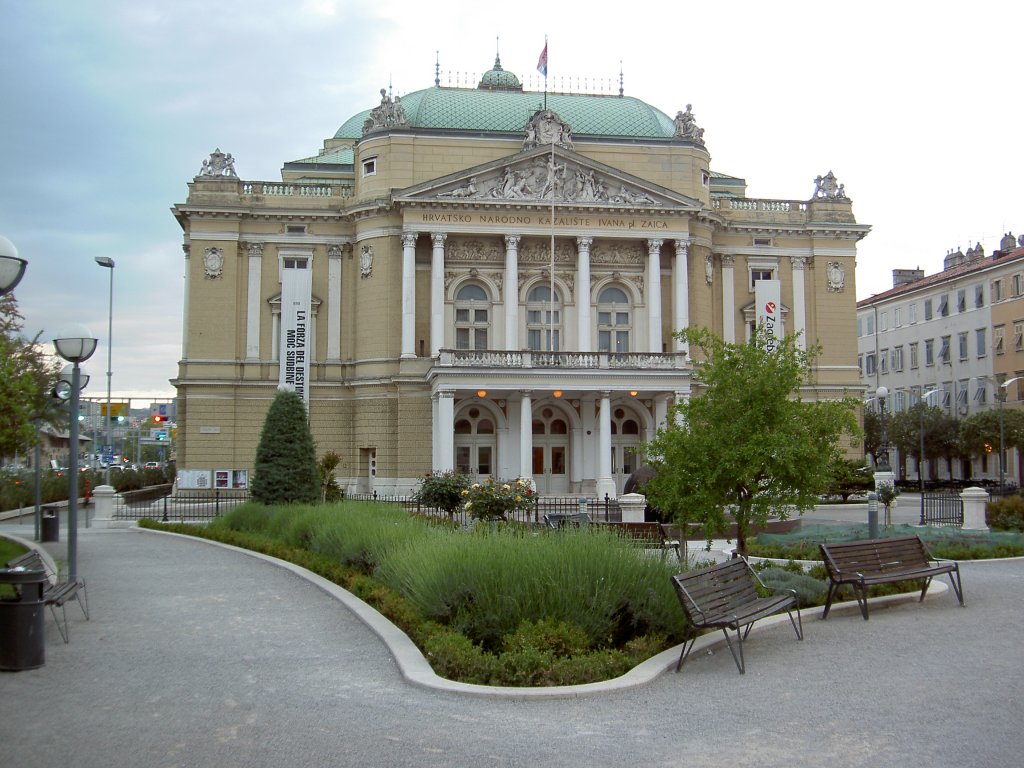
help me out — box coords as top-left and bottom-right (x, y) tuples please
(41, 506), (59, 542)
(0, 567), (47, 671)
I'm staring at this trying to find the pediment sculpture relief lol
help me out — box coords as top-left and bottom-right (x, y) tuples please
(437, 156), (662, 207)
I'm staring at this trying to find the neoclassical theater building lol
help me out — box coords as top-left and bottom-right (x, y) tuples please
(171, 55), (869, 497)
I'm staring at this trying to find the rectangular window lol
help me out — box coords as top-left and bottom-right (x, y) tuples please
(750, 269), (774, 289)
(957, 289), (967, 313)
(925, 339), (935, 366)
(958, 332), (969, 360)
(976, 328), (987, 358)
(1016, 321), (1024, 351)
(892, 346), (904, 372)
(858, 354), (863, 375)
(956, 381), (968, 405)
(894, 307), (902, 327)
(938, 294), (949, 317)
(975, 284), (985, 308)
(910, 342), (919, 369)
(865, 353), (877, 376)
(753, 237), (773, 247)
(924, 298), (933, 321)
(879, 311), (888, 331)
(879, 348), (889, 374)
(939, 336), (951, 364)
(941, 386), (952, 407)
(866, 314), (875, 335)
(909, 303), (917, 324)
(1014, 275), (1023, 297)
(993, 279), (1003, 302)
(974, 384), (987, 405)
(362, 157), (377, 176)
(995, 325), (1005, 355)
(282, 257), (309, 269)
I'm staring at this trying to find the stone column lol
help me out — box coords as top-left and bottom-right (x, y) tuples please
(721, 254), (736, 343)
(647, 239), (664, 353)
(327, 244), (343, 361)
(790, 255), (808, 350)
(519, 391), (533, 484)
(504, 235), (521, 350)
(401, 232), (418, 358)
(576, 237), (593, 351)
(436, 389), (455, 472)
(673, 239), (690, 356)
(245, 242), (264, 360)
(430, 233), (447, 357)
(654, 394), (670, 430)
(596, 392), (616, 500)
(90, 484), (118, 528)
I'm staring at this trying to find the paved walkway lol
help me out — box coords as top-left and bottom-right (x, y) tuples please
(2, 520), (1023, 767)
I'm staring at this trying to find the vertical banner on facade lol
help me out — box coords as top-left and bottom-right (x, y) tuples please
(279, 258), (312, 405)
(755, 279), (782, 353)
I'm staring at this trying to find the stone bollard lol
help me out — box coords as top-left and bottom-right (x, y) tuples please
(960, 486), (989, 531)
(618, 492), (647, 523)
(90, 485), (119, 529)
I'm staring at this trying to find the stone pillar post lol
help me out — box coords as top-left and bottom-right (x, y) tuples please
(430, 233), (447, 357)
(519, 391), (533, 484)
(245, 242), (264, 360)
(960, 486), (990, 530)
(436, 389), (455, 472)
(618, 493), (647, 523)
(790, 255), (808, 350)
(401, 232), (418, 358)
(91, 484), (118, 529)
(327, 244), (343, 361)
(596, 392), (616, 500)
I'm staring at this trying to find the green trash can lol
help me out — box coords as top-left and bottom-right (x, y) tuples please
(0, 567), (48, 671)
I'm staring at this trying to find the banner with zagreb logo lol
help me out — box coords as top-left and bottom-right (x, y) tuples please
(755, 279), (782, 353)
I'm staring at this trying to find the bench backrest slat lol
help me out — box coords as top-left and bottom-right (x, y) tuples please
(820, 536), (932, 577)
(673, 560), (760, 618)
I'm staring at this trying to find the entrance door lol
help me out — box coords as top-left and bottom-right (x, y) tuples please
(454, 407), (496, 483)
(531, 407), (569, 494)
(611, 407), (641, 494)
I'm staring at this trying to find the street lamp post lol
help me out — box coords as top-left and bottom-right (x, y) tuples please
(95, 257), (115, 482)
(53, 326), (98, 583)
(875, 386), (890, 472)
(998, 377), (1022, 492)
(919, 388), (941, 494)
(0, 235), (28, 295)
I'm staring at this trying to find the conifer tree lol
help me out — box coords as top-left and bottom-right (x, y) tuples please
(251, 389), (319, 504)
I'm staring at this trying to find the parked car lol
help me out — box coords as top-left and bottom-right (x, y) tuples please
(144, 462), (161, 469)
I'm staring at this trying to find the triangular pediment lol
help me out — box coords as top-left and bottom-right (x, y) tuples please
(394, 145), (701, 211)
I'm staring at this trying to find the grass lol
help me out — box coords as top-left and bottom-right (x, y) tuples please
(0, 536), (30, 598)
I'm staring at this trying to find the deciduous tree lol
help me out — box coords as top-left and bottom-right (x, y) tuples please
(644, 327), (860, 556)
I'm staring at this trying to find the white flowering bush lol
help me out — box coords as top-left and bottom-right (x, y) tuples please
(461, 478), (535, 521)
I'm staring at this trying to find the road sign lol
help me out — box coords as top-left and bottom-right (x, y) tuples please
(100, 402), (129, 418)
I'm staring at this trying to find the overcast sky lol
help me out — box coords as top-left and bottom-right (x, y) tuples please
(2, 0), (1021, 402)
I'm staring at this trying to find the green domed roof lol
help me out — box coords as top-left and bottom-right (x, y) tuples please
(335, 85), (677, 141)
(478, 55), (522, 91)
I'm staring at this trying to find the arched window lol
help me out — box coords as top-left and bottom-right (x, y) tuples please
(527, 284), (561, 351)
(598, 286), (631, 353)
(455, 283), (490, 350)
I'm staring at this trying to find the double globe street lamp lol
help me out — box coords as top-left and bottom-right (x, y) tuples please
(53, 326), (98, 583)
(0, 235), (28, 295)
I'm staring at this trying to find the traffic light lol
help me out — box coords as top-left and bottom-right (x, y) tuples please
(153, 414), (165, 424)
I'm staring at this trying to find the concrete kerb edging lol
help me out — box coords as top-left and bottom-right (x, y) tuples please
(134, 526), (960, 699)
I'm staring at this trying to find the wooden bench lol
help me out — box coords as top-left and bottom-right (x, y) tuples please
(671, 558), (803, 674)
(819, 535), (964, 621)
(6, 551), (89, 643)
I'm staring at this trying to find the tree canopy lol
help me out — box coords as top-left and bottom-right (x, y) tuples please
(251, 389), (319, 504)
(0, 294), (63, 459)
(643, 327), (860, 555)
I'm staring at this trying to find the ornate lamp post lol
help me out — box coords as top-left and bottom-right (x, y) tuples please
(0, 235), (28, 295)
(53, 326), (98, 583)
(874, 386), (890, 472)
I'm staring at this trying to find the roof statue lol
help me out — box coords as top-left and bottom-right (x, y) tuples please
(523, 109), (574, 151)
(363, 88), (409, 134)
(672, 104), (705, 146)
(198, 148), (237, 179)
(812, 170), (847, 200)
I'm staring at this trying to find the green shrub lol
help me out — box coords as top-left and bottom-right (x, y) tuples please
(251, 390), (319, 505)
(756, 566), (828, 605)
(987, 495), (1024, 531)
(415, 471), (470, 516)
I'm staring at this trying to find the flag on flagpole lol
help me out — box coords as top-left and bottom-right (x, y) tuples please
(536, 43), (548, 76)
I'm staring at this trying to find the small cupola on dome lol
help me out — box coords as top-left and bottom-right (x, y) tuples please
(478, 54), (522, 91)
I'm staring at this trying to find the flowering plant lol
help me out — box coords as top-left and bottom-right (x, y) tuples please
(416, 470), (471, 516)
(461, 477), (535, 521)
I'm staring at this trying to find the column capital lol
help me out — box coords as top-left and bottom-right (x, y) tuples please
(504, 234), (522, 249)
(245, 242), (265, 257)
(327, 243), (344, 259)
(576, 236), (593, 252)
(790, 254), (809, 270)
(647, 238), (664, 253)
(519, 389), (533, 398)
(721, 254), (736, 267)
(401, 232), (419, 248)
(431, 232), (448, 247)
(674, 238), (691, 255)
(436, 388), (455, 400)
